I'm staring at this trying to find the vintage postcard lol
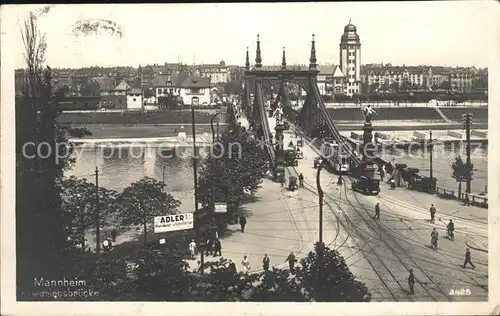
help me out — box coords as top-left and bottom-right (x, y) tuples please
(1, 2), (499, 316)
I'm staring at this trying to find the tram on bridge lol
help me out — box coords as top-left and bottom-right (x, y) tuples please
(318, 138), (351, 174)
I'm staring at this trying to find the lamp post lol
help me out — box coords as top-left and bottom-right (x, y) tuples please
(316, 159), (324, 244)
(191, 102), (199, 238)
(198, 240), (206, 274)
(95, 167), (100, 255)
(162, 165), (166, 191)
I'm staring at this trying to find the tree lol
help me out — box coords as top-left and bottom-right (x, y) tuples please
(451, 156), (473, 197)
(297, 242), (371, 302)
(196, 125), (268, 217)
(143, 88), (154, 99)
(60, 176), (118, 250)
(131, 245), (191, 301)
(191, 258), (258, 301)
(439, 81), (451, 90)
(224, 80), (243, 96)
(117, 177), (181, 245)
(431, 84), (439, 91)
(16, 10), (91, 298)
(369, 82), (379, 93)
(389, 81), (399, 92)
(249, 268), (307, 301)
(79, 80), (100, 96)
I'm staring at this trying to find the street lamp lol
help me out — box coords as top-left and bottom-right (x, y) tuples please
(190, 101), (200, 238)
(210, 106), (227, 230)
(162, 165), (166, 191)
(316, 159), (325, 244)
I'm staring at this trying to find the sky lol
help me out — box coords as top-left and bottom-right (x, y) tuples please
(3, 1), (498, 69)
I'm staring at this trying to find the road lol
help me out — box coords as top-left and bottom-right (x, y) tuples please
(265, 116), (488, 302)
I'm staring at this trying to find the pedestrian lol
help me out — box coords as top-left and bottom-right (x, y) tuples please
(241, 255), (251, 274)
(281, 176), (285, 187)
(380, 167), (385, 182)
(213, 238), (222, 257)
(463, 248), (476, 269)
(194, 260), (201, 273)
(239, 216), (247, 233)
(189, 239), (197, 259)
(373, 202), (380, 220)
(262, 254), (270, 271)
(429, 204), (436, 222)
(337, 176), (343, 185)
(110, 229), (117, 242)
(102, 237), (112, 252)
(389, 177), (396, 189)
(464, 193), (470, 206)
(298, 173), (304, 187)
(228, 259), (237, 274)
(285, 252), (296, 272)
(408, 269), (415, 294)
(206, 237), (213, 256)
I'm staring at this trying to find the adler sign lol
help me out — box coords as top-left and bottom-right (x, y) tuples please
(154, 213), (194, 233)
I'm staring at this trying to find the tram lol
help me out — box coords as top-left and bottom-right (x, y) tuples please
(319, 138), (351, 174)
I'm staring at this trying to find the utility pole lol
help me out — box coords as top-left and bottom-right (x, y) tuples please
(429, 130), (433, 181)
(462, 113), (473, 193)
(162, 165), (166, 191)
(316, 160), (324, 244)
(191, 104), (200, 238)
(95, 167), (100, 255)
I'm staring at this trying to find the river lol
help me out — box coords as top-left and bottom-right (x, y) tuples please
(65, 140), (488, 206)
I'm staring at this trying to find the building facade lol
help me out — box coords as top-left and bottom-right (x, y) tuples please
(195, 61), (228, 84)
(154, 71), (211, 105)
(339, 20), (361, 96)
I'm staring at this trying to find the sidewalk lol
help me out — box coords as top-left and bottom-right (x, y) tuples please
(185, 179), (304, 274)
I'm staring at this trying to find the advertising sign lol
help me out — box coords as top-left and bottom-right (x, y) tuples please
(214, 203), (227, 213)
(154, 213), (194, 233)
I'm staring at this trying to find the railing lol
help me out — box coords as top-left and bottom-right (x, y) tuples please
(256, 82), (275, 167)
(436, 187), (456, 199)
(435, 186), (488, 208)
(323, 101), (488, 108)
(313, 84), (363, 166)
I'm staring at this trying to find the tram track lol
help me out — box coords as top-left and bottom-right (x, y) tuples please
(285, 165), (407, 301)
(339, 175), (453, 301)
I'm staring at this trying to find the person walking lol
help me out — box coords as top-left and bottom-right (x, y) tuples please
(110, 229), (117, 242)
(228, 259), (237, 274)
(213, 238), (222, 257)
(429, 204), (437, 223)
(206, 237), (213, 256)
(298, 173), (304, 187)
(408, 269), (415, 294)
(463, 248), (476, 269)
(380, 167), (385, 182)
(239, 216), (247, 233)
(373, 203), (380, 220)
(189, 239), (197, 259)
(241, 255), (251, 274)
(262, 254), (270, 271)
(285, 252), (296, 272)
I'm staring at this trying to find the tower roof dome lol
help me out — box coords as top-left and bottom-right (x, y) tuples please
(341, 18), (360, 42)
(344, 21), (357, 32)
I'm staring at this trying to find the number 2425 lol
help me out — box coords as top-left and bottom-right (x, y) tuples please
(449, 288), (471, 296)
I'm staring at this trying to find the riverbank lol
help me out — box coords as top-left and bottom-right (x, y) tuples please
(57, 106), (487, 125)
(74, 121), (487, 139)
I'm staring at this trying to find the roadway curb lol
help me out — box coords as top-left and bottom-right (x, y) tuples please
(466, 241), (488, 253)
